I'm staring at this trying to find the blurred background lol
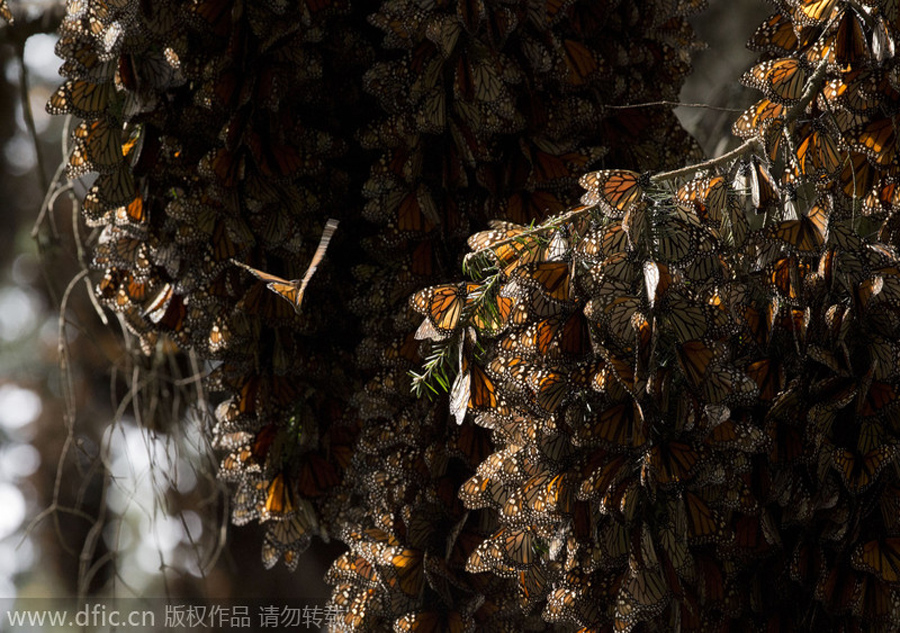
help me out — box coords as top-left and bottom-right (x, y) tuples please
(0, 0), (769, 620)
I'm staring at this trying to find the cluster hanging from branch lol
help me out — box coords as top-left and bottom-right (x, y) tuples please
(36, 0), (900, 630)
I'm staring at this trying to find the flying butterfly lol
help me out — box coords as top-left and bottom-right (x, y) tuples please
(233, 219), (339, 315)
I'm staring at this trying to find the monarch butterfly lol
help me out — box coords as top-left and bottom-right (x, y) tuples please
(732, 98), (785, 142)
(582, 252), (641, 301)
(454, 51), (506, 104)
(502, 317), (558, 357)
(745, 157), (781, 209)
(577, 221), (630, 260)
(466, 533), (517, 576)
(498, 525), (541, 566)
(339, 587), (379, 632)
(448, 419), (493, 468)
(325, 552), (379, 586)
(856, 573), (898, 622)
(96, 270), (149, 310)
(769, 256), (811, 301)
(57, 34), (118, 80)
(852, 538), (900, 583)
(832, 445), (897, 494)
(821, 71), (879, 114)
(795, 126), (843, 178)
(466, 221), (548, 277)
(394, 189), (438, 234)
(562, 39), (601, 86)
(46, 78), (116, 118)
(833, 9), (868, 64)
(517, 564), (550, 612)
(593, 517), (630, 568)
(295, 453), (339, 497)
(742, 58), (809, 103)
(748, 13), (802, 54)
(676, 176), (728, 227)
(880, 482), (900, 534)
(143, 283), (187, 334)
(487, 353), (531, 391)
(378, 547), (424, 597)
(527, 368), (571, 414)
(746, 358), (784, 401)
(582, 401), (647, 450)
(450, 343), (499, 425)
(411, 282), (477, 338)
(770, 195), (830, 253)
(505, 189), (567, 225)
(383, 331), (422, 367)
(260, 471), (297, 520)
(394, 610), (469, 633)
(515, 261), (573, 303)
(591, 295), (642, 348)
(872, 15), (896, 62)
(794, 0), (840, 26)
(261, 513), (312, 572)
(616, 566), (671, 628)
(66, 119), (123, 179)
(847, 117), (897, 167)
(642, 441), (702, 488)
(230, 480), (261, 526)
(459, 470), (510, 510)
(504, 473), (574, 523)
(234, 218), (338, 315)
(471, 292), (514, 334)
(838, 151), (875, 199)
(683, 491), (725, 543)
(677, 340), (715, 387)
(579, 170), (644, 217)
(578, 454), (627, 503)
(654, 206), (715, 266)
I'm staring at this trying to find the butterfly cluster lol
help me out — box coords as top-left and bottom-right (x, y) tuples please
(331, 0), (707, 630)
(46, 0), (374, 573)
(735, 0), (900, 221)
(411, 150), (900, 629)
(402, 2), (900, 623)
(42, 0), (900, 628)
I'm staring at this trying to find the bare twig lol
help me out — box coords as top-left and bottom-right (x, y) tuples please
(603, 101), (743, 113)
(652, 58), (831, 183)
